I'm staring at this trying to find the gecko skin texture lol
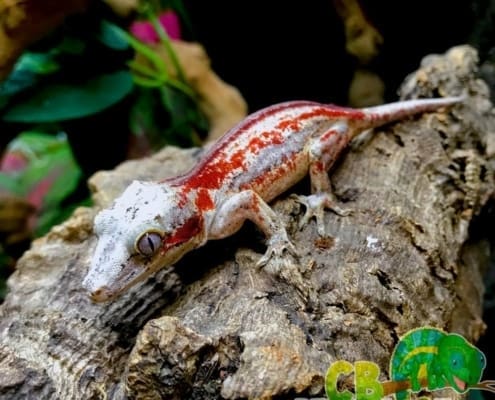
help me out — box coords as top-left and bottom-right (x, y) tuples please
(83, 96), (462, 302)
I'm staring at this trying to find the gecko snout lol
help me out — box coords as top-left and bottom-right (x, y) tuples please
(89, 286), (114, 303)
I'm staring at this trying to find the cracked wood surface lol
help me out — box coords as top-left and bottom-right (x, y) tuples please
(0, 45), (494, 399)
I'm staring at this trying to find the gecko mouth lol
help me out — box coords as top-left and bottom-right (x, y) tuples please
(90, 286), (115, 302)
(88, 244), (189, 302)
(453, 375), (467, 392)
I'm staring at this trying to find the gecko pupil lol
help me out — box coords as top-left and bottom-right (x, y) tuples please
(137, 231), (163, 256)
(147, 236), (154, 251)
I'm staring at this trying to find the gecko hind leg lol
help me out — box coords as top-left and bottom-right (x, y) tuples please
(293, 123), (352, 236)
(293, 186), (351, 236)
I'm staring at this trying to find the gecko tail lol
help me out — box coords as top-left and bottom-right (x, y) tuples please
(357, 95), (464, 132)
(471, 380), (495, 393)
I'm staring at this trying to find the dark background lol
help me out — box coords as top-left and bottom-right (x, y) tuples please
(181, 1), (480, 110)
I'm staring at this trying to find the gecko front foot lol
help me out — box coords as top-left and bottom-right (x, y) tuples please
(256, 232), (298, 268)
(261, 252), (313, 304)
(256, 233), (314, 303)
(292, 193), (351, 236)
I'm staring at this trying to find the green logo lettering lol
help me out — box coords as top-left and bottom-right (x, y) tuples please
(355, 361), (384, 400)
(325, 360), (354, 400)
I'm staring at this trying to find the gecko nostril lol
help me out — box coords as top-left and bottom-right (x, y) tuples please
(90, 286), (112, 302)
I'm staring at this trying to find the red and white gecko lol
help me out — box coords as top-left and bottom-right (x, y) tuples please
(83, 96), (461, 302)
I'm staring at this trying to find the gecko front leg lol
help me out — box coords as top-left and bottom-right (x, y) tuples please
(209, 189), (297, 266)
(209, 190), (312, 301)
(293, 122), (352, 236)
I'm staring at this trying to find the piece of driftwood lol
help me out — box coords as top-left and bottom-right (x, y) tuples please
(333, 0), (385, 107)
(0, 45), (494, 400)
(333, 0), (383, 65)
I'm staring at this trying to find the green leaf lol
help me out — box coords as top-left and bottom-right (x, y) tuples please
(160, 86), (203, 146)
(19, 137), (81, 207)
(0, 131), (83, 235)
(110, 24), (169, 80)
(3, 70), (134, 122)
(0, 52), (59, 101)
(16, 52), (59, 75)
(0, 70), (36, 110)
(1, 131), (81, 203)
(130, 89), (158, 137)
(99, 20), (130, 50)
(6, 131), (67, 156)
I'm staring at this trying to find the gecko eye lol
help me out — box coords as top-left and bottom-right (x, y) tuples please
(135, 230), (164, 257)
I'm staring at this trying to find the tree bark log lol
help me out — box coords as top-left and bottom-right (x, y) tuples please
(0, 45), (494, 400)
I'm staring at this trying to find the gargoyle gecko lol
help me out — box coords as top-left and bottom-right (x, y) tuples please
(83, 97), (461, 301)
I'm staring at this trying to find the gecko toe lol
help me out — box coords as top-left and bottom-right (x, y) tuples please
(292, 193), (352, 235)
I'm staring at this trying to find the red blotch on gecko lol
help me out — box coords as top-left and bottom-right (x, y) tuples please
(195, 188), (214, 211)
(163, 215), (202, 251)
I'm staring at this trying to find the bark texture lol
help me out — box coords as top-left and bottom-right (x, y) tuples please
(0, 45), (494, 400)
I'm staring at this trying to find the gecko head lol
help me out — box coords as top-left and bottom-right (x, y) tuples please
(436, 333), (486, 392)
(83, 180), (205, 302)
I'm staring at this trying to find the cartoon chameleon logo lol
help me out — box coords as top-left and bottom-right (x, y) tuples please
(388, 327), (490, 399)
(325, 327), (495, 400)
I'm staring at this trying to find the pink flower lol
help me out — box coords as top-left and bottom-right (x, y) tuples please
(130, 10), (181, 44)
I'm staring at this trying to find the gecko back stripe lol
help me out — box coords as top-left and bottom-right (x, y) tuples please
(169, 101), (366, 190)
(166, 101), (317, 186)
